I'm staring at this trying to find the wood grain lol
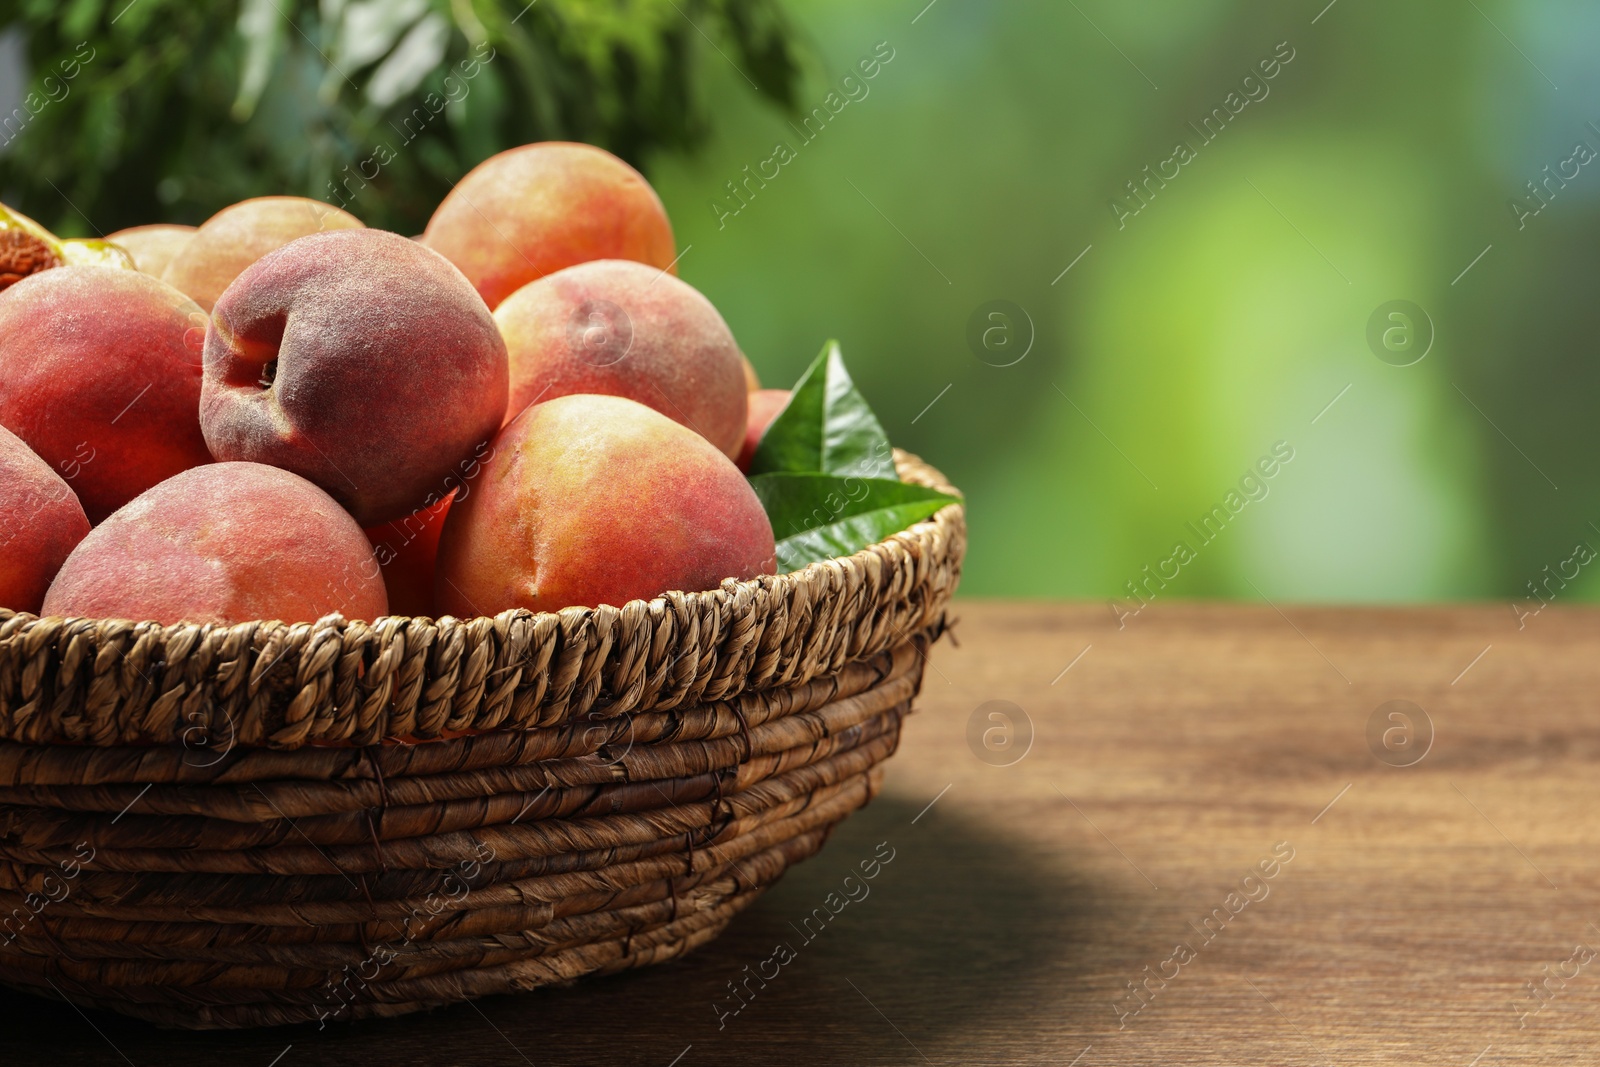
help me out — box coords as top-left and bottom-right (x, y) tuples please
(4, 601), (1598, 1065)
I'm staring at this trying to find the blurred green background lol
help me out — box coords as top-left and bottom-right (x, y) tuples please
(4, 0), (1597, 604)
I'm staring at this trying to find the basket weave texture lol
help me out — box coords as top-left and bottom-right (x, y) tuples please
(0, 452), (963, 1029)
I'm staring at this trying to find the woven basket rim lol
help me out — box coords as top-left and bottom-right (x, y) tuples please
(0, 451), (964, 751)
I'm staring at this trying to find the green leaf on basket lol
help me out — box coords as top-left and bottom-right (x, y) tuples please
(747, 340), (895, 479)
(748, 472), (960, 572)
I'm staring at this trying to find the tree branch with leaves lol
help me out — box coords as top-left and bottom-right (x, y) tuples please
(0, 0), (802, 236)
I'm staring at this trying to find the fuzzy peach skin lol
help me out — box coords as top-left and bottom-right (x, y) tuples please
(200, 228), (509, 527)
(435, 394), (776, 617)
(736, 389), (793, 472)
(107, 224), (196, 277)
(43, 462), (387, 625)
(741, 354), (761, 392)
(0, 426), (91, 614)
(364, 493), (453, 618)
(0, 266), (212, 523)
(495, 259), (748, 457)
(421, 142), (677, 311)
(162, 197), (363, 311)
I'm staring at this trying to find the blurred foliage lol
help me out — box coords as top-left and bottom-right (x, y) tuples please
(0, 0), (801, 235)
(645, 0), (1600, 602)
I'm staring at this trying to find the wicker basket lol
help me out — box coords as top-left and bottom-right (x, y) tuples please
(0, 451), (963, 1029)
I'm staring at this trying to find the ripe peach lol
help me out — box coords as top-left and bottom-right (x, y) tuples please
(0, 426), (91, 615)
(495, 259), (748, 458)
(364, 494), (453, 618)
(162, 197), (363, 310)
(199, 228), (508, 526)
(42, 462), (387, 626)
(0, 266), (212, 523)
(421, 142), (676, 310)
(737, 389), (792, 472)
(435, 394), (775, 617)
(741, 355), (761, 392)
(107, 224), (196, 277)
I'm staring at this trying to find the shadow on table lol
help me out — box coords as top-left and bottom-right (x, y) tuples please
(0, 792), (1124, 1067)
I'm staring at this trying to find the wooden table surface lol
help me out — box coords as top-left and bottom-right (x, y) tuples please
(5, 601), (1600, 1066)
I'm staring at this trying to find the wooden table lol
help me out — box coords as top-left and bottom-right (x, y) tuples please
(5, 602), (1599, 1065)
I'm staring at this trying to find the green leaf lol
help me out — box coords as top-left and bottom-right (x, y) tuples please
(744, 343), (954, 570)
(749, 473), (960, 572)
(747, 340), (895, 479)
